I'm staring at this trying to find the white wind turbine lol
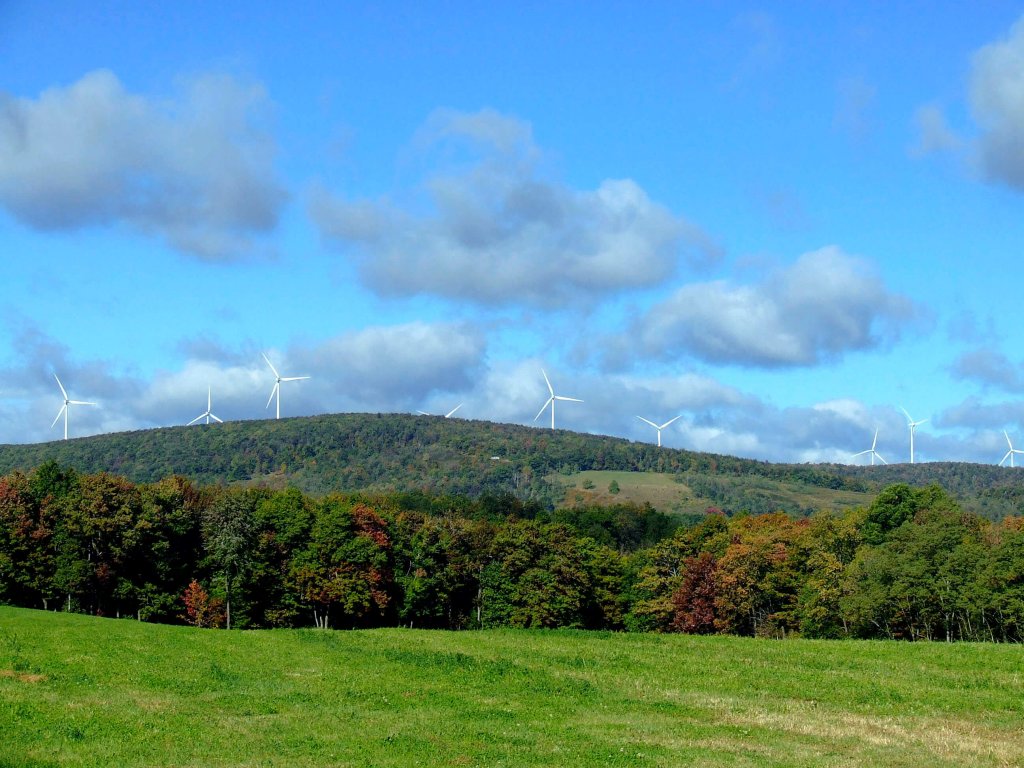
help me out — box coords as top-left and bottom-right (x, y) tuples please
(188, 387), (223, 426)
(417, 403), (463, 418)
(636, 415), (681, 448)
(999, 431), (1024, 467)
(852, 428), (888, 466)
(534, 369), (582, 431)
(901, 407), (928, 464)
(51, 374), (96, 441)
(263, 353), (310, 420)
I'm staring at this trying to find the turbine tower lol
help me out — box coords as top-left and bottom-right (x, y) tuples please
(263, 353), (310, 420)
(901, 407), (928, 464)
(636, 415), (681, 448)
(188, 387), (223, 426)
(999, 431), (1024, 467)
(51, 374), (96, 441)
(852, 428), (888, 466)
(534, 369), (582, 431)
(417, 403), (463, 418)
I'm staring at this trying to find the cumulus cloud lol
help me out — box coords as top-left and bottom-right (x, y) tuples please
(949, 348), (1024, 393)
(291, 321), (486, 407)
(625, 246), (917, 368)
(0, 69), (285, 260)
(310, 108), (720, 307)
(969, 17), (1024, 190)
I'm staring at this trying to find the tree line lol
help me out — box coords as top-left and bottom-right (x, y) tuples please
(1, 462), (1022, 641)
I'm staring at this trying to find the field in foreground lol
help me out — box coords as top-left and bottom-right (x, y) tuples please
(1, 608), (1022, 767)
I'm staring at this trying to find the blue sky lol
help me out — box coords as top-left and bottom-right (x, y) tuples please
(3, 1), (1024, 464)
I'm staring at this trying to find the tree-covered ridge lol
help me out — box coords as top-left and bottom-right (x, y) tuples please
(2, 463), (1023, 642)
(2, 413), (1024, 518)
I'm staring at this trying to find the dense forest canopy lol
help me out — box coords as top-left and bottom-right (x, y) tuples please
(2, 413), (1024, 519)
(2, 462), (1023, 642)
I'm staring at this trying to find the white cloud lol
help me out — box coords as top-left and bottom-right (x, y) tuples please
(291, 321), (486, 407)
(628, 246), (917, 368)
(969, 16), (1024, 190)
(0, 70), (285, 260)
(310, 108), (721, 307)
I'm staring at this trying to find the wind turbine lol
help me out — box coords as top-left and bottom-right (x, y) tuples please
(901, 407), (928, 464)
(188, 387), (223, 426)
(636, 415), (681, 448)
(852, 428), (888, 466)
(263, 353), (310, 420)
(417, 403), (463, 418)
(999, 431), (1024, 467)
(51, 374), (96, 441)
(534, 369), (582, 431)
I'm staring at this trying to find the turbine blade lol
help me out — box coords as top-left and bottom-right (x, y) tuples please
(871, 428), (879, 450)
(51, 405), (66, 428)
(534, 397), (553, 422)
(266, 383), (279, 409)
(1001, 450), (1012, 466)
(659, 416), (682, 429)
(445, 404), (463, 418)
(187, 414), (204, 426)
(541, 369), (553, 397)
(877, 453), (888, 465)
(210, 414), (223, 423)
(900, 406), (912, 422)
(555, 396), (583, 403)
(53, 374), (68, 400)
(1006, 430), (1014, 450)
(636, 416), (658, 428)
(852, 449), (871, 457)
(262, 353), (280, 378)
(69, 400), (96, 406)
(281, 376), (310, 382)
(417, 410), (431, 416)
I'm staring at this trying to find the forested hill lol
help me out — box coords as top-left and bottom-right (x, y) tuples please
(1, 412), (1023, 517)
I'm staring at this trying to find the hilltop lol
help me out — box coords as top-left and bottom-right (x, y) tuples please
(2, 412), (1023, 518)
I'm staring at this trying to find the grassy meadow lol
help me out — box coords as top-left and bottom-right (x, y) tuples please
(551, 469), (874, 516)
(1, 606), (1022, 767)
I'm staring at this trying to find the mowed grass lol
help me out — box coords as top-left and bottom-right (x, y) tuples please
(552, 470), (873, 516)
(1, 607), (1022, 767)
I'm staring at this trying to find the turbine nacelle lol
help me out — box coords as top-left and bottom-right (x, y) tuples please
(417, 404), (463, 418)
(999, 431), (1024, 468)
(188, 387), (223, 426)
(636, 415), (681, 448)
(852, 428), (887, 466)
(51, 373), (96, 441)
(534, 369), (582, 430)
(263, 353), (310, 420)
(900, 407), (928, 464)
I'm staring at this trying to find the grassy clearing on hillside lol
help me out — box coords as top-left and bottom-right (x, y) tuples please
(552, 470), (874, 516)
(2, 607), (1022, 767)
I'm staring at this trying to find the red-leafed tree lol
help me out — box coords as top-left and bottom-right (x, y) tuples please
(182, 580), (225, 628)
(670, 552), (718, 634)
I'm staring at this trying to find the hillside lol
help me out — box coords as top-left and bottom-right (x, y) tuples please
(2, 412), (1024, 517)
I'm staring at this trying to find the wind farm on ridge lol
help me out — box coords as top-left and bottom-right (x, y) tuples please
(36, 362), (1024, 469)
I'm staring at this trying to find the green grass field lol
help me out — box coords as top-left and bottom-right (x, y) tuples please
(551, 470), (874, 516)
(2, 607), (1022, 767)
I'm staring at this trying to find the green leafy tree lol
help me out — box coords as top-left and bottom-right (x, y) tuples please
(203, 490), (258, 629)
